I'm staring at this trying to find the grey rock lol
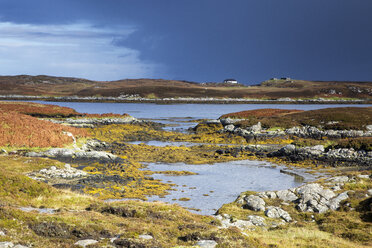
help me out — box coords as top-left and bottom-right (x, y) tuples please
(329, 176), (350, 183)
(368, 189), (372, 196)
(0, 231), (5, 236)
(195, 240), (217, 248)
(13, 245), (29, 248)
(296, 184), (337, 213)
(74, 239), (98, 247)
(279, 144), (296, 155)
(328, 191), (349, 210)
(26, 148), (119, 163)
(138, 234), (153, 240)
(366, 125), (372, 131)
(276, 189), (298, 202)
(248, 122), (262, 133)
(331, 185), (342, 191)
(357, 174), (370, 179)
(265, 206), (292, 222)
(35, 164), (87, 179)
(247, 215), (266, 226)
(82, 139), (108, 151)
(257, 191), (277, 199)
(0, 242), (13, 248)
(244, 195), (266, 211)
(223, 124), (235, 132)
(219, 117), (242, 126)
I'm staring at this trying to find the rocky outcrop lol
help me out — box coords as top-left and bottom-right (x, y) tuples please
(272, 144), (372, 166)
(74, 239), (98, 247)
(236, 176), (365, 217)
(29, 164), (87, 181)
(217, 118), (371, 140)
(195, 240), (218, 248)
(26, 139), (122, 164)
(215, 214), (267, 229)
(47, 115), (139, 127)
(243, 195), (266, 211)
(215, 213), (286, 230)
(285, 126), (372, 139)
(216, 143), (371, 166)
(265, 206), (292, 222)
(0, 242), (29, 248)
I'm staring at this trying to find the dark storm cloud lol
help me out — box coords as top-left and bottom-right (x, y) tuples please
(0, 0), (371, 83)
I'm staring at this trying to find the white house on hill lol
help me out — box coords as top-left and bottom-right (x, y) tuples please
(223, 79), (238, 84)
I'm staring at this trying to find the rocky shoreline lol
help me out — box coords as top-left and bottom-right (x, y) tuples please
(0, 94), (369, 104)
(216, 174), (371, 230)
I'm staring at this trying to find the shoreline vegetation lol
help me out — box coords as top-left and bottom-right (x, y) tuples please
(0, 101), (371, 247)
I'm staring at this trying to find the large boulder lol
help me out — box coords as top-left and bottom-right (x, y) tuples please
(296, 184), (336, 213)
(243, 195), (266, 211)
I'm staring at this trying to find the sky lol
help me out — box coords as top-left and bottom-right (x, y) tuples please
(0, 0), (371, 84)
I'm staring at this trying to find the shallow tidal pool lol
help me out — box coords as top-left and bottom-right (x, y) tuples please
(144, 160), (317, 215)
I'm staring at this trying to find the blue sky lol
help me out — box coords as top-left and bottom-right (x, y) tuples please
(0, 0), (371, 84)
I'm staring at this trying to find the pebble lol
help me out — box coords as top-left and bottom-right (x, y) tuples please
(138, 234), (153, 240)
(195, 240), (218, 248)
(74, 239), (98, 247)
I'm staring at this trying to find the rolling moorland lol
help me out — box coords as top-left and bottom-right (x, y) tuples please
(0, 101), (370, 247)
(0, 75), (371, 103)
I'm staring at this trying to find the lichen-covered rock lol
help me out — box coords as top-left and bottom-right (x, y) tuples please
(82, 139), (109, 151)
(247, 122), (262, 133)
(243, 195), (266, 211)
(26, 148), (121, 163)
(35, 164), (87, 179)
(74, 239), (98, 247)
(215, 214), (266, 229)
(328, 176), (350, 183)
(328, 191), (349, 210)
(223, 124), (235, 132)
(195, 240), (218, 248)
(265, 206), (292, 222)
(0, 242), (14, 248)
(276, 189), (298, 202)
(247, 215), (266, 226)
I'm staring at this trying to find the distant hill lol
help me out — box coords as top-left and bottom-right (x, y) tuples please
(0, 75), (371, 100)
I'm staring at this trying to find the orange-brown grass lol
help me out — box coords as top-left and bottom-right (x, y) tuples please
(0, 101), (79, 117)
(0, 110), (88, 147)
(220, 108), (303, 119)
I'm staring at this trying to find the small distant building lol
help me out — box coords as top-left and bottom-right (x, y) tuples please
(280, 77), (291, 81)
(223, 79), (238, 84)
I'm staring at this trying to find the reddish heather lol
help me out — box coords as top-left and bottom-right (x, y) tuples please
(0, 110), (89, 147)
(220, 108), (303, 119)
(0, 101), (79, 117)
